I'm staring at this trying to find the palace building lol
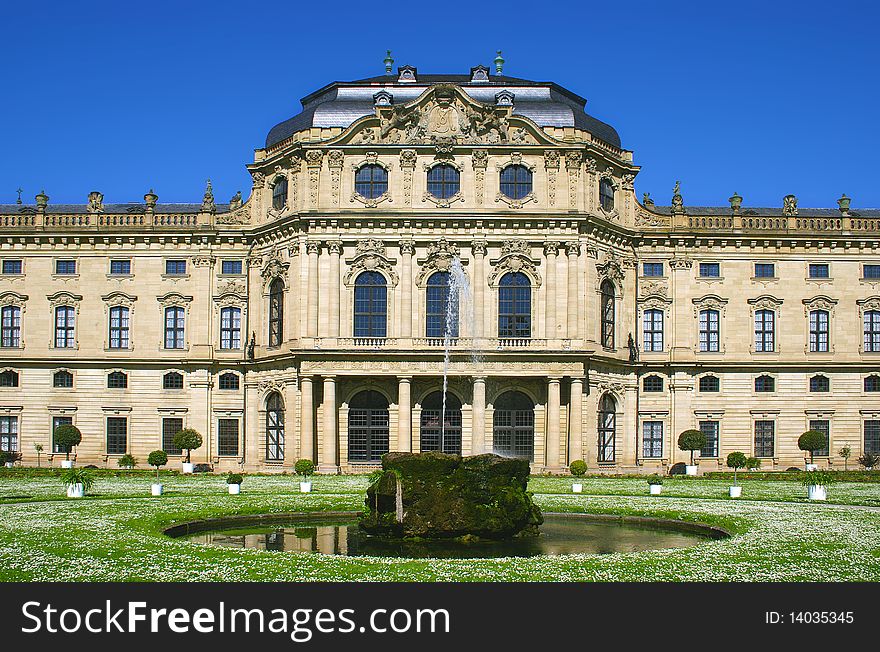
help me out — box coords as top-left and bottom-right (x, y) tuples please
(2, 59), (880, 474)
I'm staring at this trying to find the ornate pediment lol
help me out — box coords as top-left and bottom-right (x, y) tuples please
(488, 240), (542, 287)
(693, 294), (729, 317)
(415, 238), (465, 285)
(327, 84), (557, 148)
(802, 295), (838, 316)
(596, 253), (626, 288)
(343, 239), (399, 286)
(260, 248), (290, 286)
(747, 294), (783, 310)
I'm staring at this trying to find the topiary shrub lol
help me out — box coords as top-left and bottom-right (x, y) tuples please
(726, 451), (747, 486)
(53, 424), (82, 461)
(838, 445), (852, 471)
(678, 429), (707, 465)
(745, 456), (761, 471)
(295, 458), (315, 480)
(798, 430), (827, 464)
(147, 450), (168, 482)
(117, 453), (137, 469)
(172, 428), (203, 463)
(569, 459), (587, 477)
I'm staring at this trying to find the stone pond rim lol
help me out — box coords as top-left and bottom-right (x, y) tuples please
(359, 452), (544, 540)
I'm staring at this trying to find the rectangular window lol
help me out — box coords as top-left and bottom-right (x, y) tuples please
(2, 260), (22, 275)
(864, 311), (880, 352)
(699, 309), (720, 352)
(165, 259), (187, 275)
(162, 417), (183, 454)
(109, 306), (130, 349)
(220, 307), (241, 349)
(808, 263), (829, 279)
(642, 262), (663, 277)
(699, 262), (720, 278)
(164, 307), (185, 349)
(221, 260), (243, 275)
(754, 420), (775, 457)
(1, 306), (21, 348)
(109, 259), (131, 275)
(754, 263), (776, 278)
(55, 259), (76, 275)
(643, 309), (663, 352)
(865, 420), (880, 454)
(218, 419), (239, 456)
(55, 306), (76, 348)
(0, 416), (18, 452)
(809, 419), (830, 457)
(809, 310), (829, 352)
(106, 417), (127, 455)
(864, 264), (880, 279)
(52, 416), (73, 453)
(642, 421), (663, 458)
(754, 310), (775, 352)
(699, 420), (719, 457)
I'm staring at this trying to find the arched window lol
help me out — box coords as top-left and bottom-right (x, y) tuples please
(865, 375), (880, 392)
(266, 392), (284, 461)
(420, 391), (462, 455)
(268, 278), (284, 347)
(492, 391), (535, 460)
(107, 371), (127, 389)
(348, 390), (389, 462)
(426, 272), (458, 339)
(809, 375), (830, 392)
(699, 375), (720, 392)
(53, 370), (73, 388)
(865, 310), (880, 352)
(642, 375), (663, 392)
(755, 375), (775, 392)
(218, 372), (240, 390)
(499, 164), (533, 200)
(108, 306), (130, 349)
(427, 164), (460, 199)
(498, 272), (531, 339)
(354, 272), (387, 338)
(643, 309), (664, 352)
(597, 393), (616, 463)
(754, 309), (775, 352)
(0, 370), (19, 387)
(810, 309), (829, 352)
(355, 164), (388, 199)
(599, 178), (615, 211)
(164, 306), (185, 349)
(272, 176), (288, 210)
(0, 306), (20, 348)
(600, 280), (615, 348)
(699, 309), (720, 352)
(162, 372), (183, 390)
(220, 307), (242, 349)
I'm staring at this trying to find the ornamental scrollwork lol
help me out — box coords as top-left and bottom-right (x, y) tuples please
(596, 254), (625, 289)
(343, 239), (399, 287)
(260, 248), (290, 286)
(488, 240), (542, 287)
(415, 238), (465, 286)
(747, 295), (784, 310)
(692, 294), (729, 318)
(802, 295), (838, 317)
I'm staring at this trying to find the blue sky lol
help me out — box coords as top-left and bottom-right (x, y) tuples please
(1, 0), (877, 208)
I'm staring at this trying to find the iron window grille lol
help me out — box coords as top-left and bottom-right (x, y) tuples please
(754, 420), (775, 457)
(699, 420), (719, 457)
(162, 418), (183, 454)
(809, 419), (830, 457)
(106, 417), (127, 455)
(217, 419), (240, 456)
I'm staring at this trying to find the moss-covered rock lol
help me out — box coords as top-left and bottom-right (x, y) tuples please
(359, 452), (543, 539)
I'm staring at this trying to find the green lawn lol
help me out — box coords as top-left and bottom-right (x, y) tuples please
(1, 470), (879, 581)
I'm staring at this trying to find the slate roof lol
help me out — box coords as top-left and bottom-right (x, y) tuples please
(264, 73), (622, 150)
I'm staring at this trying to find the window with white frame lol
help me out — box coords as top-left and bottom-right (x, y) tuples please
(809, 309), (829, 352)
(54, 306), (76, 348)
(864, 310), (880, 352)
(642, 421), (663, 458)
(220, 307), (242, 349)
(1, 306), (21, 348)
(699, 420), (719, 457)
(643, 309), (663, 352)
(754, 420), (775, 457)
(0, 416), (18, 452)
(754, 309), (775, 352)
(699, 309), (720, 352)
(108, 306), (130, 349)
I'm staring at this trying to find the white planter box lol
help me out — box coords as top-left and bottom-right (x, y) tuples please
(228, 484), (241, 495)
(685, 465), (698, 476)
(805, 463), (818, 471)
(4, 462), (12, 468)
(66, 483), (84, 498)
(572, 483), (583, 493)
(729, 485), (742, 498)
(649, 484), (662, 495)
(300, 481), (312, 493)
(181, 462), (194, 474)
(808, 485), (827, 501)
(151, 483), (163, 496)
(60, 460), (74, 469)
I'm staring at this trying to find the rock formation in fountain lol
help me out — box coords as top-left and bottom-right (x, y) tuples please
(359, 452), (543, 539)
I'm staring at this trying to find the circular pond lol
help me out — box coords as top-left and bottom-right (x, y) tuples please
(177, 513), (724, 559)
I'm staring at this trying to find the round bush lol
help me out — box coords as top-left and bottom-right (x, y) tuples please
(53, 424), (82, 458)
(569, 460), (587, 477)
(172, 429), (203, 462)
(295, 458), (315, 478)
(678, 429), (706, 453)
(798, 430), (827, 462)
(726, 451), (747, 469)
(147, 450), (168, 468)
(226, 472), (244, 485)
(117, 454), (137, 468)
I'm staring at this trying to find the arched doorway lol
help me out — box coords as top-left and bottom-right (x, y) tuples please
(420, 391), (462, 455)
(598, 393), (616, 463)
(265, 392), (284, 461)
(492, 391), (534, 460)
(348, 390), (390, 462)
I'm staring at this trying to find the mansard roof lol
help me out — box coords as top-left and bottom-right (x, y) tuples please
(264, 73), (622, 150)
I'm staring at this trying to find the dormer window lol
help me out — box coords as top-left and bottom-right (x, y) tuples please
(373, 90), (393, 107)
(470, 65), (490, 82)
(495, 90), (515, 106)
(397, 65), (417, 83)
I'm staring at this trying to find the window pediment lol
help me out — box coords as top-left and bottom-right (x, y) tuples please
(101, 291), (137, 308)
(692, 294), (729, 317)
(343, 238), (399, 287)
(488, 240), (542, 287)
(803, 295), (838, 316)
(747, 294), (783, 310)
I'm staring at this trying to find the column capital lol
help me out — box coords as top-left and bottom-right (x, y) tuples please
(397, 375), (413, 382)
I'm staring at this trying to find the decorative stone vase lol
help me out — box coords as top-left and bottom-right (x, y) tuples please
(572, 483), (583, 493)
(685, 465), (698, 476)
(837, 194), (851, 213)
(151, 483), (163, 496)
(66, 483), (84, 498)
(729, 486), (742, 498)
(60, 460), (73, 469)
(228, 484), (241, 495)
(300, 481), (312, 493)
(805, 463), (818, 471)
(808, 485), (827, 501)
(181, 462), (194, 474)
(649, 484), (662, 495)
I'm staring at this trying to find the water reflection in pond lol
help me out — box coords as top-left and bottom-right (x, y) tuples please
(187, 515), (712, 559)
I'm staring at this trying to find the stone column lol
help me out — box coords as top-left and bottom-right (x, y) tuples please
(569, 377), (583, 464)
(546, 377), (561, 469)
(319, 376), (338, 473)
(327, 240), (342, 338)
(566, 242), (580, 340)
(544, 242), (558, 340)
(472, 241), (487, 341)
(399, 240), (414, 339)
(472, 377), (486, 454)
(397, 376), (412, 452)
(299, 376), (314, 462)
(306, 241), (320, 337)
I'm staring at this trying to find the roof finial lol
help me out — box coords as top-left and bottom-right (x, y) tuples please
(494, 50), (505, 75)
(15, 187), (22, 205)
(384, 50), (394, 75)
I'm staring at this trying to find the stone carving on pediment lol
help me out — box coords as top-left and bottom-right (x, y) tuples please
(260, 248), (289, 285)
(101, 291), (137, 308)
(856, 296), (880, 314)
(217, 203), (251, 225)
(692, 294), (729, 318)
(416, 238), (465, 285)
(639, 280), (668, 299)
(0, 291), (27, 307)
(596, 380), (627, 402)
(669, 257), (693, 270)
(635, 206), (670, 227)
(192, 256), (215, 268)
(157, 292), (194, 307)
(802, 295), (837, 317)
(46, 291), (79, 308)
(747, 295), (784, 310)
(596, 254), (625, 288)
(344, 239), (399, 286)
(488, 240), (542, 287)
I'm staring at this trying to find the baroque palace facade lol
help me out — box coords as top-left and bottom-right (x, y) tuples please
(2, 61), (880, 474)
